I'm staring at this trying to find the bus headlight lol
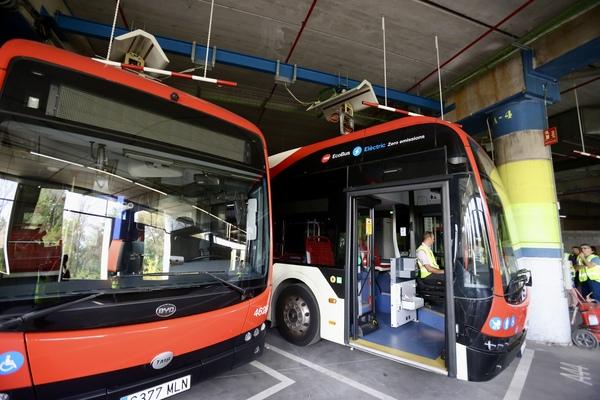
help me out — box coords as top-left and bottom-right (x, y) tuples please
(253, 328), (260, 337)
(244, 332), (252, 342)
(0, 393), (9, 400)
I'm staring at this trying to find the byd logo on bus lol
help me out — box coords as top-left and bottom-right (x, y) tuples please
(151, 351), (174, 370)
(156, 303), (177, 318)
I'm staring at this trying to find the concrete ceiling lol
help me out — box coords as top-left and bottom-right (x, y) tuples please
(54, 0), (598, 156)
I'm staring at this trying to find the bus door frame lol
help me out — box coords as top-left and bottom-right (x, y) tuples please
(350, 196), (378, 338)
(344, 179), (456, 377)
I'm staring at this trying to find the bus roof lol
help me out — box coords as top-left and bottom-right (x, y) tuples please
(0, 39), (266, 145)
(269, 116), (465, 178)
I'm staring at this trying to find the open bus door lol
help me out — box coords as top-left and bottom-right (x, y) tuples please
(350, 197), (379, 338)
(346, 181), (457, 377)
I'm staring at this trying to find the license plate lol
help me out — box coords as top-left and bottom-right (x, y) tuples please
(120, 375), (191, 400)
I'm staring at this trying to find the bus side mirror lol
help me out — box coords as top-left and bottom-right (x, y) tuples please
(519, 269), (532, 287)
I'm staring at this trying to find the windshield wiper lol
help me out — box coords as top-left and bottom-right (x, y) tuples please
(142, 271), (248, 299)
(0, 291), (106, 330)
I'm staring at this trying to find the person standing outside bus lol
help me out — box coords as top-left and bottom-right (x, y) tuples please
(569, 246), (582, 292)
(416, 231), (444, 285)
(577, 243), (600, 300)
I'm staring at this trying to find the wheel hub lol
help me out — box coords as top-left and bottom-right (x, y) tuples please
(573, 329), (598, 349)
(282, 295), (311, 337)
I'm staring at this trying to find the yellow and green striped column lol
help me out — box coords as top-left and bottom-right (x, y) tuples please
(490, 99), (570, 344)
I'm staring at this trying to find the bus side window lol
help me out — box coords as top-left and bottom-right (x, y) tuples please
(305, 236), (334, 266)
(273, 168), (346, 268)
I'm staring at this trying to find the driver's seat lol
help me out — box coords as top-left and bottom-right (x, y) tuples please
(415, 268), (445, 305)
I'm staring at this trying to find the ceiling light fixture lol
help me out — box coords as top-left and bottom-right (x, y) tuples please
(134, 182), (168, 196)
(192, 205), (230, 226)
(87, 166), (133, 183)
(30, 151), (84, 168)
(191, 205), (246, 234)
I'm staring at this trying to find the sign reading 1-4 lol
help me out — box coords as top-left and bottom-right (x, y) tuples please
(493, 109), (513, 125)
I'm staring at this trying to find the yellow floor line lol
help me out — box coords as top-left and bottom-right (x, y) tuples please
(351, 338), (446, 370)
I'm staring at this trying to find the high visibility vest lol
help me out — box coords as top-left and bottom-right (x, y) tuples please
(416, 243), (439, 279)
(584, 254), (600, 282)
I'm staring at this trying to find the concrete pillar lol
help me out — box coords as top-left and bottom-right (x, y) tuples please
(489, 99), (570, 345)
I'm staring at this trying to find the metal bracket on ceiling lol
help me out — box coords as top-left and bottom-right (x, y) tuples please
(191, 41), (216, 71)
(521, 49), (560, 103)
(275, 60), (297, 85)
(51, 12), (443, 111)
(511, 42), (531, 51)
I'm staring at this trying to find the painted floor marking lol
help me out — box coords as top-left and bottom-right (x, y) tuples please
(246, 361), (296, 400)
(503, 349), (535, 400)
(560, 362), (593, 386)
(267, 344), (397, 400)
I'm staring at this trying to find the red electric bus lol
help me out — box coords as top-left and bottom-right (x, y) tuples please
(0, 40), (271, 399)
(268, 116), (530, 381)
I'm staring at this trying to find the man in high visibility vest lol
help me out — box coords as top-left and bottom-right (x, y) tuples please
(416, 231), (444, 285)
(577, 243), (600, 300)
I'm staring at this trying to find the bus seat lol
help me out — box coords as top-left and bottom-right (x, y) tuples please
(108, 239), (123, 274)
(415, 272), (445, 305)
(8, 227), (61, 273)
(305, 236), (334, 266)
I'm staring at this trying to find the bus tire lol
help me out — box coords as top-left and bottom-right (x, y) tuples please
(276, 283), (320, 346)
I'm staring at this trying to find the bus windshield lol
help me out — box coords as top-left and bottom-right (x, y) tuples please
(469, 140), (519, 292)
(455, 173), (494, 292)
(0, 59), (269, 307)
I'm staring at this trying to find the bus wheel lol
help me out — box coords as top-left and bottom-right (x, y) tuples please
(276, 284), (320, 346)
(572, 328), (598, 349)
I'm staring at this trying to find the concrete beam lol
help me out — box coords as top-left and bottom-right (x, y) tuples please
(533, 6), (600, 73)
(445, 54), (524, 122)
(9, 0), (97, 55)
(447, 3), (599, 129)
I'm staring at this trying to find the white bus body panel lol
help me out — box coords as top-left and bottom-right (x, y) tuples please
(269, 262), (345, 345)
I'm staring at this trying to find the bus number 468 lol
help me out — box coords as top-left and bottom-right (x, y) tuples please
(253, 306), (268, 317)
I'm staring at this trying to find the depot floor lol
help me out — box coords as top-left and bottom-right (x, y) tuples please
(175, 329), (598, 400)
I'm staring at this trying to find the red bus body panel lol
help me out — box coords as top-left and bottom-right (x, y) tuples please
(0, 333), (32, 390)
(240, 287), (272, 332)
(25, 303), (248, 385)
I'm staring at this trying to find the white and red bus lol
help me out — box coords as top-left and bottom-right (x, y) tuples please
(268, 116), (529, 381)
(0, 40), (271, 399)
